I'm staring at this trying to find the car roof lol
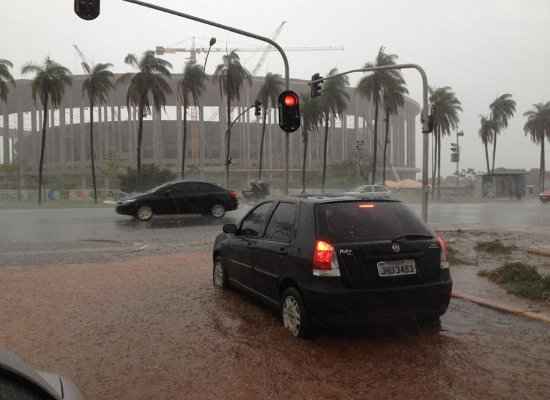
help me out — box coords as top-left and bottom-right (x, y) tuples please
(267, 194), (401, 205)
(168, 180), (223, 186)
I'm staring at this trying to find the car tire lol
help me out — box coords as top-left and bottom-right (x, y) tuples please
(281, 287), (314, 339)
(135, 205), (153, 221)
(213, 257), (228, 289)
(416, 312), (442, 326)
(210, 204), (226, 219)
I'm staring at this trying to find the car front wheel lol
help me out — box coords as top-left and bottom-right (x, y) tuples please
(136, 205), (153, 221)
(281, 288), (313, 339)
(211, 204), (226, 218)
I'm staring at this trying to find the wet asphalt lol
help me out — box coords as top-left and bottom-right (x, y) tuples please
(0, 200), (548, 266)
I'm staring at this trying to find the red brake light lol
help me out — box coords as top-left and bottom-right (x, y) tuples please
(436, 235), (449, 267)
(229, 191), (238, 199)
(313, 240), (334, 270)
(283, 94), (298, 107)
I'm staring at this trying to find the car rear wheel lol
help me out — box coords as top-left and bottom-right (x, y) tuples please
(136, 205), (153, 221)
(281, 288), (313, 339)
(211, 204), (226, 219)
(213, 257), (228, 289)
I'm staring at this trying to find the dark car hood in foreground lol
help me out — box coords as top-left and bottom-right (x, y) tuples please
(0, 351), (84, 399)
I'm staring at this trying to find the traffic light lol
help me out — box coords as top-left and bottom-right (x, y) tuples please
(422, 104), (435, 133)
(450, 142), (459, 162)
(450, 143), (459, 153)
(278, 90), (301, 133)
(254, 100), (262, 117)
(310, 73), (323, 98)
(74, 0), (100, 20)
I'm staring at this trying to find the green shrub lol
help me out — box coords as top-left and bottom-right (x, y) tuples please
(118, 164), (176, 193)
(478, 262), (550, 302)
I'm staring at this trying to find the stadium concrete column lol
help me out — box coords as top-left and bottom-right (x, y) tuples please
(59, 106), (66, 166)
(1, 107), (8, 165)
(176, 104), (183, 173)
(407, 111), (416, 168)
(199, 106), (205, 177)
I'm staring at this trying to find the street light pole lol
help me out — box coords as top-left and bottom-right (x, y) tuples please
(310, 64), (432, 222)
(203, 37), (216, 72)
(122, 0), (292, 194)
(456, 130), (464, 187)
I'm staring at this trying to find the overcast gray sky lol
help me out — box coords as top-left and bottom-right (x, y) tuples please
(1, 0), (549, 175)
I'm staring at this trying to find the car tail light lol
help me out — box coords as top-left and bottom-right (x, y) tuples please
(437, 235), (449, 270)
(313, 240), (340, 277)
(229, 191), (238, 199)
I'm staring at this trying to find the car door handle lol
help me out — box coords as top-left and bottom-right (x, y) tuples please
(278, 247), (288, 255)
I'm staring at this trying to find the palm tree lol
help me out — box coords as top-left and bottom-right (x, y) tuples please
(178, 61), (207, 178)
(255, 72), (283, 181)
(118, 51), (172, 184)
(213, 51), (252, 188)
(319, 68), (350, 192)
(381, 76), (408, 183)
(357, 46), (401, 184)
(489, 94), (516, 174)
(0, 59), (15, 104)
(524, 102), (550, 191)
(300, 92), (322, 193)
(21, 58), (72, 205)
(81, 62), (114, 203)
(478, 115), (497, 175)
(429, 86), (462, 199)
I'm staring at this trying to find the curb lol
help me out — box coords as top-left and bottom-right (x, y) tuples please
(527, 247), (550, 258)
(452, 291), (550, 324)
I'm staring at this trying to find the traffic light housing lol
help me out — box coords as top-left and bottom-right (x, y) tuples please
(450, 143), (459, 153)
(311, 73), (323, 98)
(74, 0), (100, 20)
(254, 100), (262, 117)
(278, 90), (301, 133)
(422, 104), (435, 133)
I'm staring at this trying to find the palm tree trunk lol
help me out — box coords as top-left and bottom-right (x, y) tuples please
(37, 97), (48, 205)
(382, 109), (390, 184)
(136, 103), (144, 190)
(258, 109), (267, 180)
(431, 129), (437, 200)
(89, 102), (97, 204)
(224, 95), (231, 189)
(321, 114), (330, 193)
(541, 135), (546, 191)
(181, 99), (188, 178)
(492, 132), (497, 175)
(301, 129), (309, 194)
(484, 140), (491, 175)
(437, 131), (442, 200)
(371, 100), (379, 184)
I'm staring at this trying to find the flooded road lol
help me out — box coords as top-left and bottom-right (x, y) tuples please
(1, 251), (549, 400)
(0, 200), (548, 266)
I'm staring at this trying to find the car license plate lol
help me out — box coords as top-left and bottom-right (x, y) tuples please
(377, 260), (416, 277)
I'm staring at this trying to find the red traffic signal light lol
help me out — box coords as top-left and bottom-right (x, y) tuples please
(75, 0), (100, 20)
(283, 94), (298, 107)
(278, 90), (301, 133)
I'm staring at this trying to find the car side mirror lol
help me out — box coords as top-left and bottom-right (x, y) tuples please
(223, 224), (238, 234)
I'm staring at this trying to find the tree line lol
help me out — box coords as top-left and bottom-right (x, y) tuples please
(2, 48), (544, 204)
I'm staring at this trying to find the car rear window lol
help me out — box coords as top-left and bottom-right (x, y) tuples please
(316, 201), (432, 242)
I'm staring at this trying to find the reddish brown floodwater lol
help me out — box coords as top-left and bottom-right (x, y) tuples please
(1, 251), (549, 400)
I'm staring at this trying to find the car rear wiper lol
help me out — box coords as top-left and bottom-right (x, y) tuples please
(392, 233), (434, 241)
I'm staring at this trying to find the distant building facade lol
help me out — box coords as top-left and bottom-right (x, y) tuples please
(0, 75), (420, 188)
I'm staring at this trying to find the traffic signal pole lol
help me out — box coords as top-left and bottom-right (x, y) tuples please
(310, 64), (431, 222)
(121, 0), (292, 194)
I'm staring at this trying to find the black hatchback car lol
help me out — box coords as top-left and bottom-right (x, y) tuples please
(116, 180), (238, 221)
(213, 196), (452, 338)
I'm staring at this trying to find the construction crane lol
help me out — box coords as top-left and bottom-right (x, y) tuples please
(156, 22), (344, 75)
(72, 44), (90, 70)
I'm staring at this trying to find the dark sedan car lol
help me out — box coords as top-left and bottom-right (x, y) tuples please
(213, 196), (452, 338)
(116, 180), (238, 221)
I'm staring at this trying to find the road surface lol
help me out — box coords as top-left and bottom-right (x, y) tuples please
(0, 200), (548, 266)
(0, 250), (548, 400)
